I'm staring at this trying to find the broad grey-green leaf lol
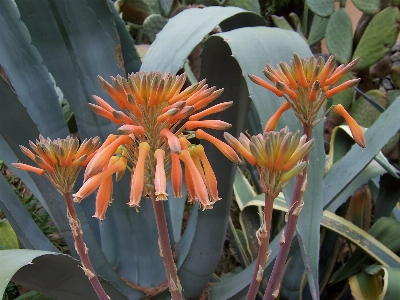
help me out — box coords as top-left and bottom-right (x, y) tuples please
(0, 173), (57, 252)
(15, 0), (124, 141)
(141, 6), (260, 73)
(307, 0), (334, 17)
(325, 8), (353, 64)
(0, 250), (127, 300)
(308, 15), (328, 46)
(0, 0), (69, 139)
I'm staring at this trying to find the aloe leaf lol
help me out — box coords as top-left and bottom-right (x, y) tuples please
(140, 6), (262, 73)
(0, 76), (76, 254)
(0, 250), (127, 300)
(358, 265), (400, 300)
(323, 97), (400, 210)
(0, 174), (57, 252)
(307, 0), (334, 17)
(0, 0), (69, 139)
(280, 250), (307, 299)
(15, 0), (124, 141)
(374, 174), (400, 220)
(0, 220), (19, 250)
(330, 217), (400, 284)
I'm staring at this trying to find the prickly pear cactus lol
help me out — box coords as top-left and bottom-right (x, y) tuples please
(143, 14), (169, 43)
(352, 7), (400, 70)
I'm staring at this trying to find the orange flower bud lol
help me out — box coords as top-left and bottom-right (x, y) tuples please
(195, 129), (240, 164)
(185, 120), (231, 131)
(12, 163), (45, 176)
(325, 79), (360, 98)
(117, 124), (145, 136)
(224, 132), (257, 166)
(73, 160), (125, 202)
(189, 101), (233, 121)
(334, 104), (366, 148)
(264, 101), (291, 132)
(248, 74), (284, 97)
(276, 82), (298, 101)
(160, 128), (181, 153)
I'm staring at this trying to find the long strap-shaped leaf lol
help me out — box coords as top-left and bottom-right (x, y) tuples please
(0, 0), (69, 139)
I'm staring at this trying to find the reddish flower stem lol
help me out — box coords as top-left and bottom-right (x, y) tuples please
(63, 193), (109, 300)
(151, 192), (184, 300)
(246, 192), (275, 300)
(263, 124), (312, 300)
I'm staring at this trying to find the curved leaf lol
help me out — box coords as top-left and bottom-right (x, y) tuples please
(351, 0), (381, 15)
(0, 0), (69, 139)
(308, 15), (328, 47)
(323, 96), (400, 210)
(0, 250), (127, 300)
(140, 6), (264, 73)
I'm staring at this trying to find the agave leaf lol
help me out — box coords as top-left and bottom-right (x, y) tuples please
(106, 0), (142, 74)
(140, 6), (264, 73)
(374, 174), (400, 220)
(0, 250), (127, 300)
(349, 265), (400, 300)
(331, 217), (400, 285)
(0, 0), (69, 139)
(15, 0), (124, 141)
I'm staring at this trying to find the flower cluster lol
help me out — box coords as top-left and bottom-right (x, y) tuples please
(12, 135), (101, 194)
(225, 127), (314, 195)
(73, 72), (239, 219)
(248, 54), (365, 148)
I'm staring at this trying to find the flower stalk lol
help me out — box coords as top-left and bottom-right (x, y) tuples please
(64, 193), (110, 300)
(151, 191), (183, 300)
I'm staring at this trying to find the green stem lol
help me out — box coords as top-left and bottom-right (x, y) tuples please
(151, 192), (184, 300)
(64, 193), (109, 300)
(263, 124), (313, 300)
(246, 192), (275, 300)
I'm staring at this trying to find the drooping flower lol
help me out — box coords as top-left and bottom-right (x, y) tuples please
(225, 127), (314, 195)
(12, 135), (101, 194)
(248, 54), (366, 148)
(75, 72), (237, 214)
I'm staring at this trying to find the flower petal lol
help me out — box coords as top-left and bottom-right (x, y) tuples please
(154, 149), (168, 200)
(334, 104), (366, 148)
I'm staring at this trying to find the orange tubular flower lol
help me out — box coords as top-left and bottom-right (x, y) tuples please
(248, 53), (365, 147)
(80, 71), (235, 216)
(13, 135), (101, 194)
